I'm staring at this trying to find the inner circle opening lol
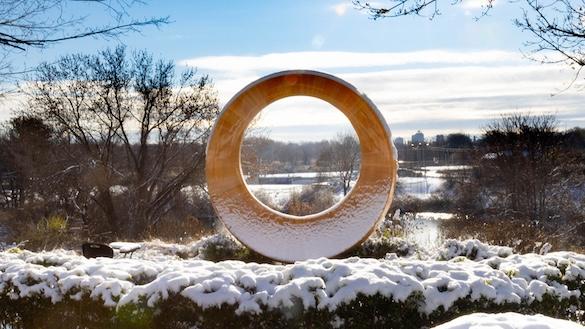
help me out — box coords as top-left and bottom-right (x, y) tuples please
(240, 96), (362, 217)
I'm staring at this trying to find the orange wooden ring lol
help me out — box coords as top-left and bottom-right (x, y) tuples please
(206, 70), (397, 262)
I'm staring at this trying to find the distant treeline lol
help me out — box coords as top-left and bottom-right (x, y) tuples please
(241, 137), (331, 173)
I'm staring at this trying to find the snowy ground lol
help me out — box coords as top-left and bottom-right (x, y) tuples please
(247, 181), (353, 208)
(247, 174), (445, 206)
(246, 165), (465, 204)
(258, 171), (339, 179)
(434, 312), (584, 329)
(247, 183), (307, 207)
(415, 165), (472, 178)
(397, 176), (445, 199)
(0, 238), (583, 327)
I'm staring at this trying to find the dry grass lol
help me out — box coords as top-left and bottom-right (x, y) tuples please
(145, 216), (214, 243)
(441, 216), (585, 254)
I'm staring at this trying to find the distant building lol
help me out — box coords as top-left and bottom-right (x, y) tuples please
(411, 130), (425, 144)
(435, 134), (445, 145)
(394, 137), (404, 146)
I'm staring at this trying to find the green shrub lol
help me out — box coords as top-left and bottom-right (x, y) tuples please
(347, 236), (418, 259)
(193, 233), (272, 263)
(0, 292), (426, 329)
(0, 289), (582, 329)
(43, 215), (68, 232)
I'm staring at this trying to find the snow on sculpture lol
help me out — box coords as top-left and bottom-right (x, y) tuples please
(205, 70), (397, 262)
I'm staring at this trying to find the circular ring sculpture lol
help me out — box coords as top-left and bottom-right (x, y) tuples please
(206, 70), (397, 262)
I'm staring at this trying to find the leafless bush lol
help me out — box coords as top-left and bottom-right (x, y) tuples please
(454, 114), (584, 222)
(283, 185), (337, 216)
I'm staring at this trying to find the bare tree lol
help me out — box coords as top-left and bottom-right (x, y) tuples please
(241, 136), (274, 182)
(482, 114), (560, 220)
(240, 114), (273, 182)
(319, 133), (360, 196)
(0, 0), (168, 78)
(25, 46), (219, 238)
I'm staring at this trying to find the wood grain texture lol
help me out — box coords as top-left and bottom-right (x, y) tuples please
(206, 70), (397, 262)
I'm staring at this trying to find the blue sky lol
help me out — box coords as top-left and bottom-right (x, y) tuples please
(5, 0), (585, 141)
(18, 1), (528, 57)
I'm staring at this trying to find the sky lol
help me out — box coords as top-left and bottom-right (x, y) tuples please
(3, 0), (585, 142)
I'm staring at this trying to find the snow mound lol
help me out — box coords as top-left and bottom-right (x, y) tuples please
(432, 312), (584, 329)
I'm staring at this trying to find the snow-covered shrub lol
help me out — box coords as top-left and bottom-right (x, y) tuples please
(437, 239), (514, 261)
(146, 233), (270, 263)
(195, 233), (248, 261)
(376, 209), (405, 237)
(352, 236), (418, 258)
(1, 247), (584, 328)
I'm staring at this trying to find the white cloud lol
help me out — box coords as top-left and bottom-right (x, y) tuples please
(461, 0), (496, 10)
(179, 50), (522, 74)
(179, 50), (585, 141)
(0, 91), (24, 122)
(332, 3), (350, 16)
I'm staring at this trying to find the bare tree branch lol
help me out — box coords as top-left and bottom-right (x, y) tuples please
(353, 0), (495, 19)
(0, 0), (169, 80)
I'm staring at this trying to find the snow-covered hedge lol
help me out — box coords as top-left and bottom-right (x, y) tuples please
(1, 239), (584, 328)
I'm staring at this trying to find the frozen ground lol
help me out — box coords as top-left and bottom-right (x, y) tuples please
(0, 238), (583, 327)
